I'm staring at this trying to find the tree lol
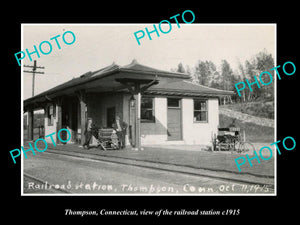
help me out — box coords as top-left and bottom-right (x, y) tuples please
(220, 60), (235, 91)
(235, 50), (274, 102)
(185, 64), (192, 75)
(244, 60), (260, 100)
(195, 60), (207, 85)
(254, 50), (274, 100)
(237, 61), (247, 102)
(173, 62), (186, 73)
(170, 49), (274, 103)
(194, 60), (218, 86)
(210, 70), (222, 89)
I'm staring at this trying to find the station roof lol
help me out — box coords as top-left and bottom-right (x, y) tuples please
(24, 60), (233, 108)
(146, 80), (234, 97)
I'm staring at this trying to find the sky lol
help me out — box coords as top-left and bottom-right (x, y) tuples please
(22, 24), (275, 100)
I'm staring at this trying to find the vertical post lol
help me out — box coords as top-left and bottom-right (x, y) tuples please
(24, 60), (44, 97)
(80, 101), (86, 146)
(32, 72), (35, 97)
(135, 84), (142, 150)
(27, 107), (34, 140)
(56, 98), (62, 144)
(76, 90), (87, 145)
(43, 105), (47, 139)
(211, 132), (215, 152)
(79, 92), (87, 146)
(32, 60), (36, 97)
(129, 95), (136, 147)
(243, 130), (246, 142)
(68, 100), (74, 143)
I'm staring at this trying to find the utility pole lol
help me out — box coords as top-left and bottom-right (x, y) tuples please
(24, 60), (45, 97)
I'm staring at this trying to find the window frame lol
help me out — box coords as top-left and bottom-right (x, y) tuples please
(167, 98), (181, 109)
(193, 99), (208, 123)
(47, 104), (55, 126)
(141, 97), (155, 123)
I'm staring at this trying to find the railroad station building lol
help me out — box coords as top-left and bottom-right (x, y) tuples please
(23, 60), (233, 149)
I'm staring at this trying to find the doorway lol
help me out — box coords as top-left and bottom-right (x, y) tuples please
(167, 98), (182, 141)
(61, 97), (78, 143)
(107, 107), (116, 128)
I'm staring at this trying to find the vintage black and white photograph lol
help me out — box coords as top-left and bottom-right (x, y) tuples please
(21, 24), (276, 195)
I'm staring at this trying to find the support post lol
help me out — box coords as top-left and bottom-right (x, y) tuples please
(80, 100), (86, 146)
(43, 104), (48, 139)
(56, 97), (63, 144)
(129, 95), (136, 147)
(67, 99), (74, 143)
(115, 76), (159, 151)
(135, 84), (142, 150)
(27, 107), (34, 140)
(76, 90), (87, 146)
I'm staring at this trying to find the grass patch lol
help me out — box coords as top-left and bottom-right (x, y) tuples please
(222, 101), (274, 119)
(219, 114), (274, 143)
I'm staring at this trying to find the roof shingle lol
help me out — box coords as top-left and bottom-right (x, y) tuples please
(24, 60), (233, 104)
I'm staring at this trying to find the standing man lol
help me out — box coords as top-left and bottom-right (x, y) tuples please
(112, 115), (128, 149)
(83, 118), (93, 149)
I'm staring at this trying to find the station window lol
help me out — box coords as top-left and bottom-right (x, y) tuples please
(141, 97), (155, 122)
(193, 100), (208, 122)
(167, 98), (180, 108)
(47, 104), (55, 126)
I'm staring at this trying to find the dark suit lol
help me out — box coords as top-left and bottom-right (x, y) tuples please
(83, 123), (98, 148)
(112, 119), (128, 148)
